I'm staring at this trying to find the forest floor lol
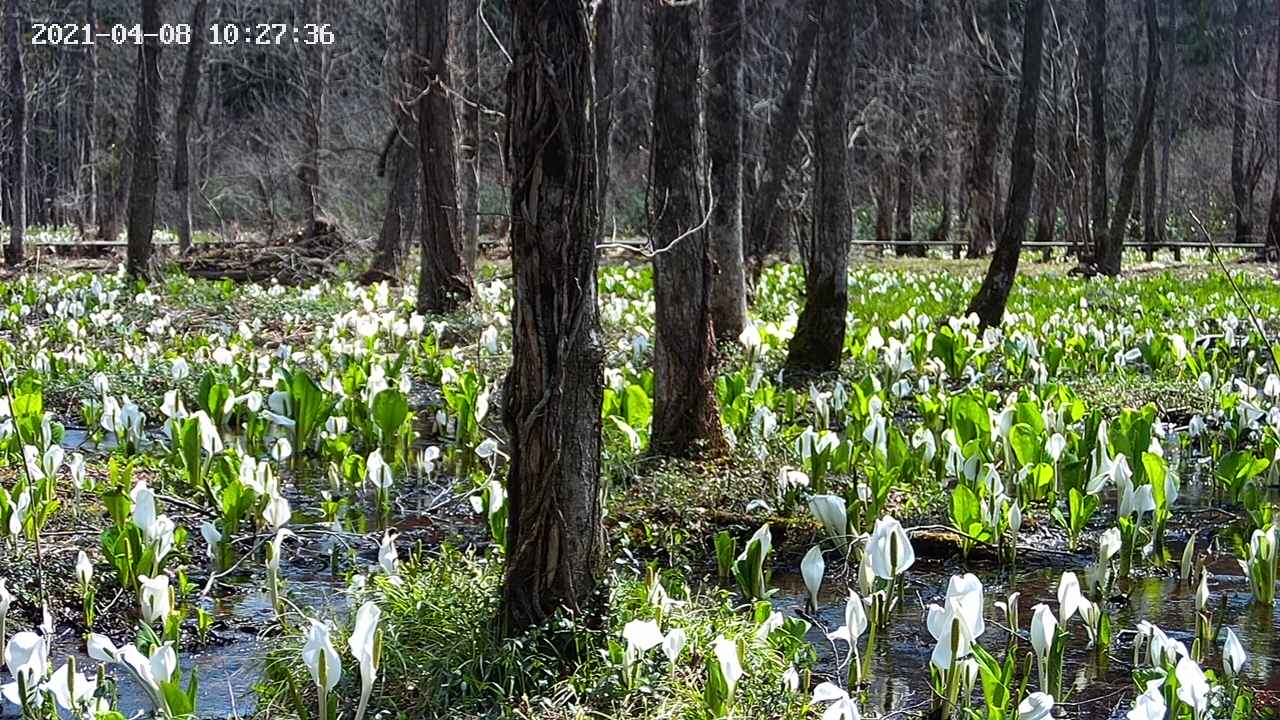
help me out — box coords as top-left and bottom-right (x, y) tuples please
(0, 250), (1278, 719)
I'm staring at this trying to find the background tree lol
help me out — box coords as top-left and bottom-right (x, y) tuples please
(367, 0), (420, 280)
(126, 0), (162, 279)
(706, 0), (748, 341)
(1087, 0), (1108, 254)
(1267, 0), (1280, 257)
(964, 0), (1007, 259)
(966, 0), (1046, 325)
(784, 0), (854, 373)
(501, 0), (604, 633)
(299, 0), (327, 240)
(415, 0), (474, 313)
(1098, 0), (1160, 276)
(460, 0), (481, 270)
(650, 0), (727, 456)
(1231, 0), (1258, 246)
(173, 0), (210, 254)
(4, 0), (27, 266)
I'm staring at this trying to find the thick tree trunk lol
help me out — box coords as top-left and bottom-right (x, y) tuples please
(1231, 0), (1255, 246)
(173, 0), (209, 254)
(967, 0), (1045, 326)
(461, 0), (481, 270)
(126, 0), (161, 279)
(746, 0), (820, 279)
(1087, 0), (1108, 252)
(416, 0), (473, 313)
(594, 0), (615, 210)
(300, 0), (326, 240)
(785, 0), (854, 373)
(1099, 0), (1160, 276)
(965, 0), (1007, 259)
(502, 0), (604, 635)
(706, 0), (748, 341)
(650, 0), (727, 457)
(4, 0), (26, 266)
(368, 0), (419, 280)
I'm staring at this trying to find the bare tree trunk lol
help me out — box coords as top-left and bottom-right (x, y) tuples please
(416, 0), (473, 313)
(501, 0), (604, 635)
(594, 0), (615, 211)
(300, 0), (326, 239)
(1034, 60), (1060, 262)
(746, 0), (819, 279)
(126, 0), (161, 279)
(1087, 0), (1108, 252)
(650, 0), (727, 457)
(965, 0), (1007, 259)
(930, 147), (954, 248)
(1266, 0), (1280, 258)
(84, 0), (97, 232)
(706, 0), (748, 341)
(4, 0), (26, 266)
(1158, 0), (1177, 259)
(461, 0), (481, 270)
(967, 0), (1045, 326)
(368, 0), (419, 280)
(1100, 0), (1160, 276)
(1141, 113), (1157, 260)
(1231, 0), (1255, 246)
(173, 0), (209, 254)
(893, 147), (916, 255)
(785, 0), (854, 373)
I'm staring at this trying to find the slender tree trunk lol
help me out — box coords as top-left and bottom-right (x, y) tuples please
(893, 148), (916, 255)
(650, 0), (727, 457)
(706, 0), (748, 341)
(461, 0), (481, 270)
(967, 0), (1045, 326)
(594, 0), (614, 210)
(83, 0), (97, 232)
(1034, 70), (1060, 262)
(1231, 0), (1255, 246)
(4, 0), (27, 266)
(502, 0), (604, 635)
(1141, 115), (1157, 260)
(785, 0), (854, 373)
(965, 0), (1007, 259)
(1266, 0), (1280, 258)
(1087, 0), (1108, 252)
(1158, 0), (1177, 259)
(930, 147), (954, 247)
(746, 0), (819, 279)
(126, 0), (161, 279)
(300, 0), (326, 239)
(368, 0), (419, 280)
(173, 0), (210, 254)
(1100, 0), (1160, 276)
(416, 0), (473, 313)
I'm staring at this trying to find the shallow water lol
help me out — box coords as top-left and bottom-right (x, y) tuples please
(777, 546), (1280, 719)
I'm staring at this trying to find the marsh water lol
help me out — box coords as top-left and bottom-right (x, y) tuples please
(20, 432), (1280, 719)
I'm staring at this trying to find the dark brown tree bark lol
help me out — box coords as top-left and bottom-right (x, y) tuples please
(650, 0), (727, 457)
(173, 0), (210, 254)
(415, 0), (474, 313)
(368, 0), (419, 281)
(1141, 111), (1157, 260)
(967, 0), (1045, 326)
(1033, 58), (1060, 262)
(125, 0), (161, 279)
(4, 0), (26, 266)
(1099, 0), (1160, 276)
(965, 0), (1008, 259)
(300, 0), (326, 240)
(785, 0), (853, 373)
(501, 0), (604, 635)
(706, 0), (748, 341)
(1087, 0), (1108, 252)
(746, 0), (819, 279)
(461, 0), (481, 270)
(1231, 0), (1256, 246)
